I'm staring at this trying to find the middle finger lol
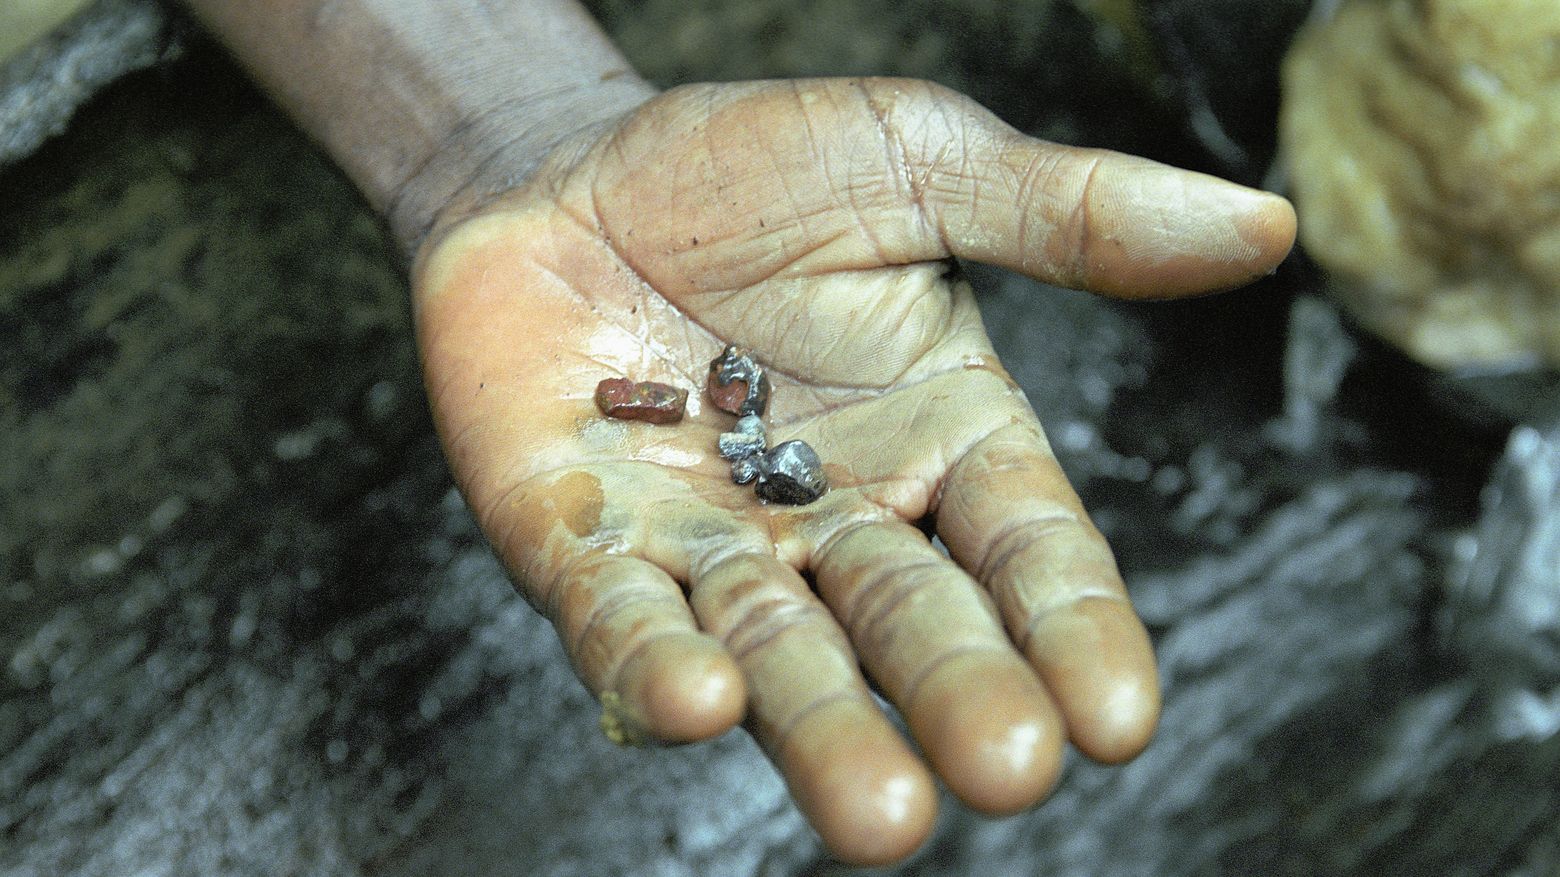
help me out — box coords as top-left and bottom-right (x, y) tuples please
(812, 519), (1065, 814)
(687, 550), (936, 866)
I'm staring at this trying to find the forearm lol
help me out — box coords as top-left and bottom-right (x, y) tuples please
(179, 0), (656, 252)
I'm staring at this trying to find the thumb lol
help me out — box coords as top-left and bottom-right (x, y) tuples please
(860, 78), (1297, 298)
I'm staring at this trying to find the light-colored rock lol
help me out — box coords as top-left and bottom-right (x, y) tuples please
(0, 0), (92, 65)
(1281, 0), (1560, 369)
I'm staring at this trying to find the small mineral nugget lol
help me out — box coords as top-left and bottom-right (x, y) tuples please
(730, 455), (762, 485)
(593, 378), (688, 424)
(754, 440), (829, 505)
(707, 345), (771, 417)
(718, 414), (767, 461)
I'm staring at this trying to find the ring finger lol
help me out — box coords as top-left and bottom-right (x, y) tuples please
(687, 550), (936, 866)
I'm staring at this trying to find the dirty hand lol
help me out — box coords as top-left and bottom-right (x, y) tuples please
(412, 78), (1295, 864)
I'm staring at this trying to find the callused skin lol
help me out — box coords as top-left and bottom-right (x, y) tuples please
(180, 0), (1295, 865)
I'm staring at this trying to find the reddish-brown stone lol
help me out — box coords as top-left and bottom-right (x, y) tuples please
(594, 378), (688, 423)
(706, 377), (751, 416)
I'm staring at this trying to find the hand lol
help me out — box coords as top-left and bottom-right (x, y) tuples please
(413, 78), (1295, 865)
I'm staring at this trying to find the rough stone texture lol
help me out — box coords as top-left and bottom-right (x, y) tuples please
(718, 418), (767, 462)
(1282, 0), (1560, 369)
(3, 2), (1559, 876)
(593, 378), (689, 423)
(0, 0), (169, 168)
(706, 346), (770, 418)
(753, 440), (828, 506)
(1448, 423), (1560, 720)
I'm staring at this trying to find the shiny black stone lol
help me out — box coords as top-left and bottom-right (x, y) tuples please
(754, 440), (828, 505)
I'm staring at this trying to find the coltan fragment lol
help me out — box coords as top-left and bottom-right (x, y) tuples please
(706, 345), (771, 417)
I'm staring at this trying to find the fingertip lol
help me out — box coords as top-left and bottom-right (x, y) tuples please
(1231, 187), (1298, 284)
(1250, 188), (1299, 256)
(907, 651), (1064, 815)
(1083, 160), (1298, 299)
(618, 633), (747, 743)
(1072, 670), (1160, 764)
(781, 701), (938, 866)
(1025, 596), (1161, 764)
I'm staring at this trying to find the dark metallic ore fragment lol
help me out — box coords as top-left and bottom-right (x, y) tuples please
(593, 378), (688, 423)
(730, 455), (762, 485)
(718, 414), (767, 460)
(721, 415), (768, 484)
(707, 345), (771, 416)
(754, 440), (828, 505)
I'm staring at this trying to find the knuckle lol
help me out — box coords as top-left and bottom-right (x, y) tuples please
(569, 578), (672, 654)
(901, 642), (1012, 709)
(1065, 152), (1107, 284)
(720, 595), (832, 661)
(846, 559), (952, 647)
(1021, 591), (1134, 656)
(976, 510), (1089, 585)
(766, 690), (857, 747)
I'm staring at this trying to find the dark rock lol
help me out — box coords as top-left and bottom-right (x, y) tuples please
(718, 430), (765, 461)
(754, 440), (827, 505)
(730, 455), (761, 485)
(718, 414), (767, 462)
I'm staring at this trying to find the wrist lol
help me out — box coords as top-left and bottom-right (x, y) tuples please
(391, 72), (656, 254)
(179, 0), (655, 255)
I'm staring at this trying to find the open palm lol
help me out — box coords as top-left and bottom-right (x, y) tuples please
(412, 78), (1295, 864)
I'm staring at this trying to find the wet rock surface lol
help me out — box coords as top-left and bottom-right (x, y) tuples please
(0, 0), (170, 167)
(3, 3), (1558, 876)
